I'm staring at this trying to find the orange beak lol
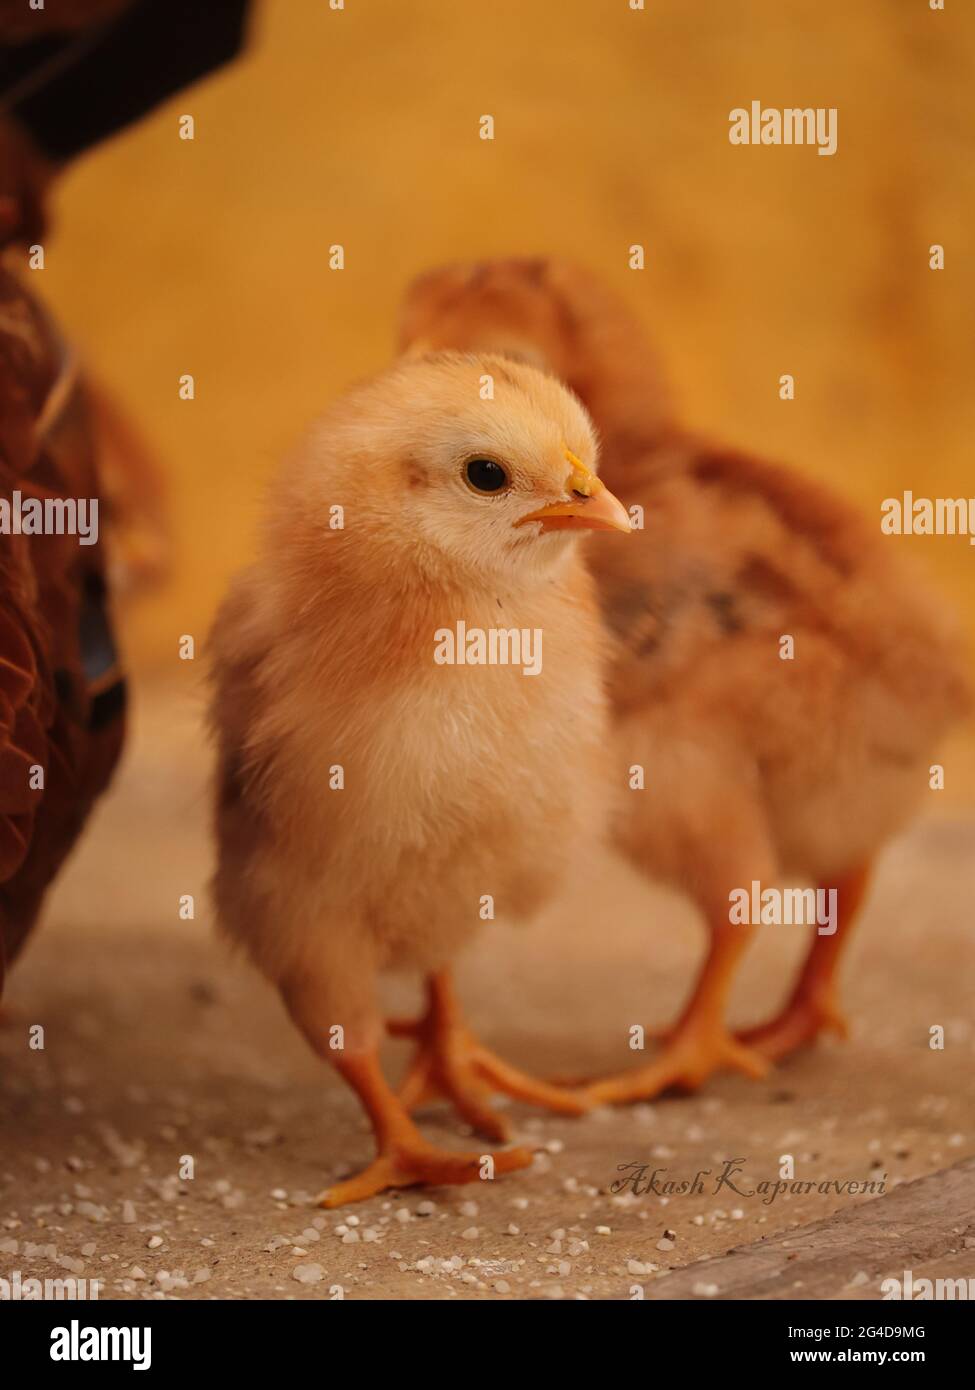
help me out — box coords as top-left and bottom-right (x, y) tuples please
(515, 448), (632, 534)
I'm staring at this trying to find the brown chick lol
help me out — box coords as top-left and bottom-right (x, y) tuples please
(208, 351), (630, 1204)
(399, 258), (971, 1104)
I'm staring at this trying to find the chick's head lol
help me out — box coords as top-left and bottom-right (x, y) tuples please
(297, 352), (629, 588)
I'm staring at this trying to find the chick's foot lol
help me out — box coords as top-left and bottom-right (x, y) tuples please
(317, 1139), (533, 1208)
(309, 1046), (534, 1207)
(736, 992), (849, 1063)
(389, 969), (589, 1141)
(579, 1023), (769, 1106)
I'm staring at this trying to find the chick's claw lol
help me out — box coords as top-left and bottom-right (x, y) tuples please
(396, 1033), (511, 1143)
(393, 1020), (590, 1140)
(579, 1026), (769, 1107)
(316, 1141), (534, 1208)
(389, 971), (590, 1140)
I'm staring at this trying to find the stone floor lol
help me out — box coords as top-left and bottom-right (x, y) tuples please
(1, 684), (973, 1300)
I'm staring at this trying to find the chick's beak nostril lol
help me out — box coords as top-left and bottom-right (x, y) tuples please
(515, 472), (632, 535)
(510, 444), (632, 533)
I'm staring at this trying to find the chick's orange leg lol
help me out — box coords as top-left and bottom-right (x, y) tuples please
(389, 969), (589, 1141)
(737, 863), (871, 1062)
(580, 917), (769, 1106)
(281, 975), (532, 1207)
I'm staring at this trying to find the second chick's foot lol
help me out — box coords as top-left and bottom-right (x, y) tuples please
(736, 992), (849, 1064)
(579, 1023), (770, 1107)
(389, 971), (589, 1142)
(317, 1138), (533, 1208)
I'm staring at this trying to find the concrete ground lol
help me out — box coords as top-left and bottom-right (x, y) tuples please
(1, 682), (973, 1301)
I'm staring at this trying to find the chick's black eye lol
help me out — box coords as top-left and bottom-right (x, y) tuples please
(465, 457), (509, 493)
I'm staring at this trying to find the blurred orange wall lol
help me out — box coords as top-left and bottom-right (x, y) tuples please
(34, 0), (974, 780)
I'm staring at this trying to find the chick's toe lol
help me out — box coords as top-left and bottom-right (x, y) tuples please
(581, 1024), (769, 1107)
(391, 970), (590, 1142)
(317, 1142), (534, 1209)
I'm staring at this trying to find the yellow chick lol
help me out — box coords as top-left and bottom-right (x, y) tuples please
(399, 259), (971, 1105)
(208, 352), (630, 1205)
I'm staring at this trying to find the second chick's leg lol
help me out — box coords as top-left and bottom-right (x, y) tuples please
(281, 971), (533, 1207)
(737, 862), (872, 1062)
(580, 911), (769, 1106)
(389, 969), (589, 1141)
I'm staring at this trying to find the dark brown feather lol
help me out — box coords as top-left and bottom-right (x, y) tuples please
(0, 266), (124, 994)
